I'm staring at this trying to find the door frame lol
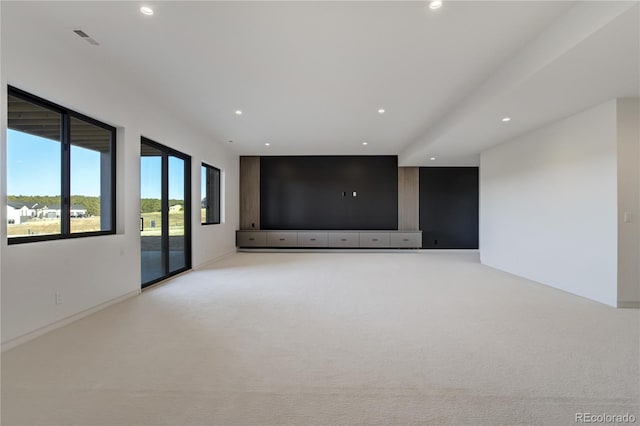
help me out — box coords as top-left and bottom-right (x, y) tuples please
(140, 136), (192, 288)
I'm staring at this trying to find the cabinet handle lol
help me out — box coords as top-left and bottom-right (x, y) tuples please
(279, 238), (285, 241)
(340, 238), (347, 241)
(372, 238), (378, 241)
(310, 238), (316, 241)
(249, 238), (255, 241)
(402, 239), (409, 241)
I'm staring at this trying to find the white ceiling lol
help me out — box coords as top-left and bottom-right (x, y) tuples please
(3, 1), (639, 164)
(400, 1), (640, 165)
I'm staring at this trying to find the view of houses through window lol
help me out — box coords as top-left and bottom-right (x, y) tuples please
(201, 163), (221, 225)
(140, 138), (191, 286)
(6, 88), (115, 242)
(7, 125), (62, 237)
(69, 117), (113, 234)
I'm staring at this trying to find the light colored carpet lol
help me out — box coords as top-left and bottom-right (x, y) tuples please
(2, 252), (638, 425)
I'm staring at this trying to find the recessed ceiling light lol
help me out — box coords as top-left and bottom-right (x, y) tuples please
(429, 1), (443, 10)
(501, 117), (511, 122)
(140, 6), (154, 15)
(430, 157), (436, 161)
(362, 142), (368, 146)
(378, 109), (385, 114)
(265, 142), (270, 146)
(235, 110), (243, 116)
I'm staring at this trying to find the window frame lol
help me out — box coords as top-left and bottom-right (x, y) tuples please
(201, 162), (221, 225)
(7, 86), (116, 245)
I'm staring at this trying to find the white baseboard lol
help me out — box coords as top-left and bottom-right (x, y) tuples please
(480, 261), (620, 308)
(236, 248), (479, 253)
(193, 250), (237, 269)
(617, 301), (640, 309)
(143, 251), (237, 292)
(1, 289), (141, 352)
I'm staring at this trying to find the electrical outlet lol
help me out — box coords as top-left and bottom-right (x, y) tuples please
(55, 291), (63, 305)
(624, 212), (633, 223)
(119, 248), (125, 256)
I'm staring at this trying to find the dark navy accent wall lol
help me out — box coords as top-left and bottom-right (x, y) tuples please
(419, 167), (479, 249)
(260, 156), (398, 230)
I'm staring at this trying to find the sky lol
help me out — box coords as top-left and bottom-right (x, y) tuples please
(140, 155), (185, 200)
(201, 167), (206, 201)
(8, 129), (101, 197)
(8, 129), (186, 200)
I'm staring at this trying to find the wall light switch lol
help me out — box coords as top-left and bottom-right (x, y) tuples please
(624, 212), (633, 223)
(352, 191), (357, 197)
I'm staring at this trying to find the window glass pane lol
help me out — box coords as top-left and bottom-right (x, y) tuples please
(7, 95), (62, 238)
(208, 167), (220, 224)
(140, 143), (163, 283)
(201, 166), (207, 223)
(70, 117), (113, 233)
(201, 164), (220, 225)
(168, 156), (186, 272)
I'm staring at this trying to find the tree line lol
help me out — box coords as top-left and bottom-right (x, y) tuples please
(9, 195), (185, 215)
(141, 198), (184, 213)
(8, 195), (101, 216)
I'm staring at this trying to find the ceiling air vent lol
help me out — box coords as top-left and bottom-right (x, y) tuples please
(73, 29), (99, 46)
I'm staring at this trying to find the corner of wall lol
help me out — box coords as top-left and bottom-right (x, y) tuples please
(1, 72), (6, 340)
(616, 97), (640, 307)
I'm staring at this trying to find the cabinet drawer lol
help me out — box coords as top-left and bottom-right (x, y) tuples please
(328, 232), (360, 247)
(267, 231), (298, 247)
(298, 232), (328, 247)
(237, 231), (266, 247)
(390, 232), (422, 248)
(359, 232), (390, 248)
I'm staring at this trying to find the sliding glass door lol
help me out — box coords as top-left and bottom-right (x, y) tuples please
(140, 138), (191, 288)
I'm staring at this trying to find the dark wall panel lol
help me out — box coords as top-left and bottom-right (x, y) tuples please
(419, 167), (479, 249)
(261, 156), (398, 230)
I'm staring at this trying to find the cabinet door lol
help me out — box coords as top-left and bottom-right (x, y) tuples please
(390, 232), (421, 248)
(359, 232), (390, 248)
(328, 232), (359, 247)
(298, 232), (329, 247)
(237, 231), (266, 247)
(267, 231), (298, 247)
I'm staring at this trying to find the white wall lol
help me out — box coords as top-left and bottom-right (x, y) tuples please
(480, 100), (619, 306)
(1, 17), (239, 347)
(617, 98), (640, 307)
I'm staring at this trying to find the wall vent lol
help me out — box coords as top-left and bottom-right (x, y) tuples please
(73, 29), (100, 46)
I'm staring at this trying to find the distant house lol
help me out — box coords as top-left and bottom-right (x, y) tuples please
(169, 204), (183, 212)
(37, 204), (60, 219)
(35, 204), (88, 218)
(6, 201), (88, 225)
(6, 201), (37, 224)
(70, 204), (88, 218)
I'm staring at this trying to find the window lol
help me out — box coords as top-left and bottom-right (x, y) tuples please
(6, 86), (116, 243)
(201, 163), (221, 225)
